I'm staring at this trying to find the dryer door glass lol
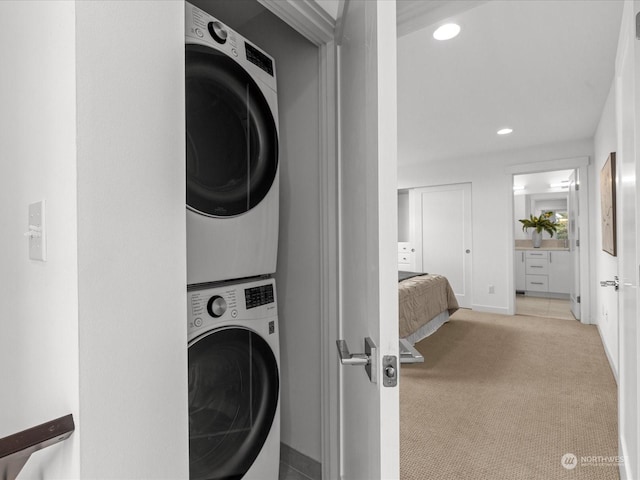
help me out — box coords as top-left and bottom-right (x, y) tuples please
(188, 327), (279, 480)
(186, 44), (278, 217)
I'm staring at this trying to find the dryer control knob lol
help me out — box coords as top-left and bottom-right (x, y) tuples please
(207, 295), (227, 318)
(207, 21), (228, 44)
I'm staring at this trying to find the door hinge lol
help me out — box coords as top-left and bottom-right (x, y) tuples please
(636, 12), (640, 39)
(577, 296), (581, 304)
(575, 183), (580, 191)
(576, 239), (580, 247)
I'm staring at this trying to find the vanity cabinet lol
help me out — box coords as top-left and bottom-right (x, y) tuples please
(515, 250), (571, 295)
(548, 250), (571, 294)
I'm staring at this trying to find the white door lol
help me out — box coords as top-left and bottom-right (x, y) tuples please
(567, 170), (581, 319)
(414, 183), (472, 308)
(337, 1), (399, 479)
(615, 2), (639, 477)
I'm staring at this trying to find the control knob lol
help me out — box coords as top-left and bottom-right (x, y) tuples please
(207, 295), (227, 318)
(208, 21), (228, 44)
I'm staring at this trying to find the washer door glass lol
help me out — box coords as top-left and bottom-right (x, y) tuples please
(186, 44), (278, 217)
(188, 327), (279, 480)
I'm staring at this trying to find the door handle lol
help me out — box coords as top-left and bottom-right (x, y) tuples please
(336, 337), (377, 383)
(600, 276), (619, 291)
(336, 339), (369, 366)
(399, 338), (424, 364)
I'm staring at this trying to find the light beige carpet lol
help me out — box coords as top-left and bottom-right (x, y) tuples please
(400, 309), (619, 480)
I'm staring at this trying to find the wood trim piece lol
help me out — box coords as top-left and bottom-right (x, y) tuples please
(318, 39), (340, 480)
(0, 414), (75, 480)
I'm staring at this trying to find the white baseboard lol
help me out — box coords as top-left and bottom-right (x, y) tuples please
(619, 436), (633, 480)
(596, 323), (619, 383)
(470, 304), (510, 315)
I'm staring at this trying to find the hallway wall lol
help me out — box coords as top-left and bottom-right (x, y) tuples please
(591, 81), (618, 377)
(0, 2), (189, 478)
(0, 2), (80, 476)
(75, 1), (188, 477)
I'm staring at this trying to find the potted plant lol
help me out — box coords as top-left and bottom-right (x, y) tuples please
(519, 211), (558, 248)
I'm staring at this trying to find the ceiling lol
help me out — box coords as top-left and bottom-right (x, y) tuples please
(396, 0), (624, 166)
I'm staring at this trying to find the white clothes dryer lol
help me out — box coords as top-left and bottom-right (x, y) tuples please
(185, 2), (279, 285)
(188, 277), (280, 480)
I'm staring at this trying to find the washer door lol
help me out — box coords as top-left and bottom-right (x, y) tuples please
(188, 327), (279, 480)
(186, 44), (278, 217)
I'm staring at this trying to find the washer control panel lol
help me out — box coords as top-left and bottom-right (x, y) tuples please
(245, 283), (275, 309)
(188, 278), (277, 335)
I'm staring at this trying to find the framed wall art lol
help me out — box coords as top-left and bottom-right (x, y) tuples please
(600, 152), (616, 256)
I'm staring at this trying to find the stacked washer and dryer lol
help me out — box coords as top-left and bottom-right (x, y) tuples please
(185, 3), (281, 479)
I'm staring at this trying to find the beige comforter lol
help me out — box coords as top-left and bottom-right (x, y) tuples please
(398, 274), (459, 338)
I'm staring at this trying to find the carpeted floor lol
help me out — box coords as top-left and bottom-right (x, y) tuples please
(400, 309), (619, 480)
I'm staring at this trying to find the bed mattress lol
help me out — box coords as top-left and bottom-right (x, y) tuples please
(399, 273), (459, 339)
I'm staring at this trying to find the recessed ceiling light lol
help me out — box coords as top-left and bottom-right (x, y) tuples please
(433, 23), (461, 41)
(497, 128), (513, 135)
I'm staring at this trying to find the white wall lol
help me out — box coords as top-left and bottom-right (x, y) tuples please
(75, 2), (188, 478)
(591, 82), (618, 377)
(0, 2), (80, 477)
(398, 138), (594, 315)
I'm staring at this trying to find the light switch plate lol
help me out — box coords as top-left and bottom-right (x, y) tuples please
(28, 200), (46, 261)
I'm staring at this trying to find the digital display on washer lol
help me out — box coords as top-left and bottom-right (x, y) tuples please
(245, 284), (275, 309)
(245, 43), (274, 76)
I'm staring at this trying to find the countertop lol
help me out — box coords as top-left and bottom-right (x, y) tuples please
(515, 247), (570, 251)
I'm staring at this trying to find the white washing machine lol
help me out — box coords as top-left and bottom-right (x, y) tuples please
(185, 2), (280, 285)
(188, 277), (280, 480)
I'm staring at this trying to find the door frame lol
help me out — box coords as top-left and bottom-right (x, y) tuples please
(505, 156), (591, 323)
(256, 2), (340, 478)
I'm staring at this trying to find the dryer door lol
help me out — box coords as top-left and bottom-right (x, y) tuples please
(188, 327), (279, 480)
(186, 44), (278, 217)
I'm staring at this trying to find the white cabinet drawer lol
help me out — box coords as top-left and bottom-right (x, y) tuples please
(526, 275), (549, 292)
(398, 252), (414, 264)
(526, 259), (549, 275)
(525, 250), (548, 260)
(398, 243), (414, 253)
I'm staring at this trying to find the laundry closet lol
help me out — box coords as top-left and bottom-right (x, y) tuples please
(186, 0), (323, 476)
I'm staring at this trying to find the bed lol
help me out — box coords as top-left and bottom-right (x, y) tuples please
(399, 272), (459, 345)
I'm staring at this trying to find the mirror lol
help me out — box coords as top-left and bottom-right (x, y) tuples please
(513, 170), (573, 244)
